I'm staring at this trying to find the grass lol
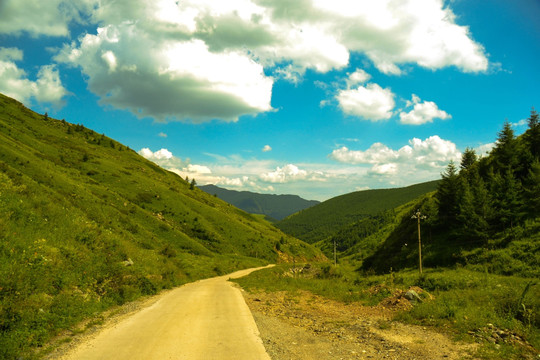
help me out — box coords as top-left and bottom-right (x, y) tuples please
(276, 180), (439, 243)
(0, 93), (324, 359)
(233, 263), (540, 359)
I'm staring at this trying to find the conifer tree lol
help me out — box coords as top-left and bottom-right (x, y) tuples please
(492, 121), (518, 174)
(460, 147), (477, 172)
(492, 169), (523, 230)
(436, 161), (461, 226)
(524, 107), (540, 159)
(523, 160), (540, 216)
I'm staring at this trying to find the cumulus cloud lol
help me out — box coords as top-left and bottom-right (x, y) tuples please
(138, 147), (187, 168)
(0, 0), (93, 37)
(399, 94), (451, 125)
(260, 164), (329, 183)
(262, 145), (272, 152)
(336, 83), (395, 120)
(330, 135), (461, 177)
(346, 69), (371, 87)
(475, 142), (495, 157)
(260, 164), (308, 183)
(56, 25), (274, 122)
(36, 0), (487, 122)
(0, 47), (68, 107)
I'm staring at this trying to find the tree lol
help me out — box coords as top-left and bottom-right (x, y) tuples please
(492, 169), (523, 230)
(523, 160), (540, 217)
(492, 121), (518, 174)
(457, 177), (490, 241)
(524, 107), (540, 159)
(190, 178), (196, 190)
(460, 147), (478, 172)
(436, 161), (462, 226)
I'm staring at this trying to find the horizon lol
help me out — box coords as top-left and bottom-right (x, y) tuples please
(1, 0), (538, 201)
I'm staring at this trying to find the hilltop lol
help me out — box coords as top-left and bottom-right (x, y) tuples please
(199, 184), (319, 221)
(276, 180), (440, 243)
(0, 93), (322, 359)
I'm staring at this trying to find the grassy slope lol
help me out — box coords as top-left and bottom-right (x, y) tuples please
(199, 184), (320, 221)
(0, 93), (323, 359)
(276, 180), (440, 243)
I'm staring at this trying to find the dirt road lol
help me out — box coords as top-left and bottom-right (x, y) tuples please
(59, 267), (272, 360)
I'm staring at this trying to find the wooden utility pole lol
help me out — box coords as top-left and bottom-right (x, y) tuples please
(411, 210), (427, 275)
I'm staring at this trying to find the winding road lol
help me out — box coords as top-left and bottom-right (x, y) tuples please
(60, 267), (272, 360)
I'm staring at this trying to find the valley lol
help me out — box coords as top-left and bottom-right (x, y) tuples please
(0, 93), (538, 359)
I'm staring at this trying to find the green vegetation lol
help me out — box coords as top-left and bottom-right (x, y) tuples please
(362, 109), (540, 275)
(276, 180), (439, 243)
(0, 93), (322, 359)
(235, 264), (540, 359)
(235, 109), (540, 358)
(199, 184), (320, 221)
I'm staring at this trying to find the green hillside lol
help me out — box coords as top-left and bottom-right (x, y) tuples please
(276, 180), (439, 243)
(199, 184), (319, 221)
(0, 93), (323, 359)
(361, 112), (540, 276)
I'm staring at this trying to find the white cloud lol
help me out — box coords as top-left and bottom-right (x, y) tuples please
(185, 164), (212, 174)
(346, 69), (371, 87)
(138, 147), (187, 168)
(330, 135), (461, 178)
(158, 132), (168, 138)
(399, 94), (451, 125)
(512, 119), (528, 127)
(475, 142), (495, 157)
(262, 145), (272, 152)
(57, 26), (274, 122)
(260, 164), (308, 183)
(35, 0), (487, 122)
(336, 83), (395, 120)
(0, 0), (95, 37)
(0, 47), (68, 108)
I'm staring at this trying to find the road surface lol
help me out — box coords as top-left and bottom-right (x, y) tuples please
(60, 267), (272, 360)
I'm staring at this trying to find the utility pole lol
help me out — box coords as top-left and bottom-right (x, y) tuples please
(411, 209), (427, 275)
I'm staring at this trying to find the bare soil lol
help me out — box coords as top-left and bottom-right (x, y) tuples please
(241, 289), (478, 360)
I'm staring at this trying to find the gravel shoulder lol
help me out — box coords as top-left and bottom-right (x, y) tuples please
(241, 290), (477, 360)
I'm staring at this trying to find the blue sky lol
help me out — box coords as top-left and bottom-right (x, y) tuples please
(0, 0), (538, 200)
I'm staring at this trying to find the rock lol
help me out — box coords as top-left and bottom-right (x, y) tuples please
(404, 290), (423, 303)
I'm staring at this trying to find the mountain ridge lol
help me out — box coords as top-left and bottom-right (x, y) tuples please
(199, 184), (320, 221)
(276, 180), (440, 243)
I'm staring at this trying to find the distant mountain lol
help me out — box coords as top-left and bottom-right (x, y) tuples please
(199, 184), (320, 221)
(276, 180), (440, 243)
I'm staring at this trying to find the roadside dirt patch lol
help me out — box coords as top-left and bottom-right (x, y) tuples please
(242, 290), (477, 360)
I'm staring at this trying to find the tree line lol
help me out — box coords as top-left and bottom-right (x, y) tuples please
(435, 108), (540, 241)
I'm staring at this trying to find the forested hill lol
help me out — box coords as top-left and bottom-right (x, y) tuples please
(276, 180), (440, 244)
(199, 184), (319, 221)
(0, 93), (323, 359)
(362, 109), (540, 275)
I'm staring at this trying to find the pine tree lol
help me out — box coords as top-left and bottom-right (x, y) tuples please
(492, 169), (523, 230)
(460, 147), (477, 172)
(190, 178), (196, 190)
(524, 107), (540, 159)
(457, 180), (484, 240)
(523, 160), (540, 217)
(436, 161), (461, 226)
(492, 121), (518, 174)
